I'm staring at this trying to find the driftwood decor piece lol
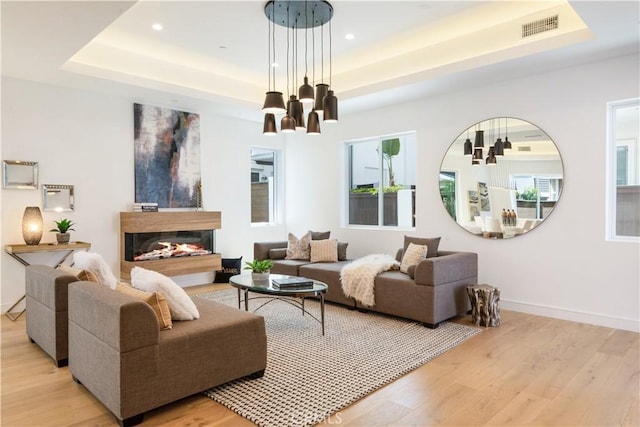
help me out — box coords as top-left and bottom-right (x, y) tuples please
(467, 284), (501, 327)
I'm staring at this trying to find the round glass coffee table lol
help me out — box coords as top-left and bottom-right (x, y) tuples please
(229, 274), (328, 335)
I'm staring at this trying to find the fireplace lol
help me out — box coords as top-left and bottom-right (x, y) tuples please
(120, 211), (221, 280)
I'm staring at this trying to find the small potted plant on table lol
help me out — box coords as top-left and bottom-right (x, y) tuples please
(244, 259), (274, 282)
(50, 218), (75, 244)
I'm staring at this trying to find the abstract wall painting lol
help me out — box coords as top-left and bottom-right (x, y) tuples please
(478, 182), (490, 212)
(134, 103), (201, 208)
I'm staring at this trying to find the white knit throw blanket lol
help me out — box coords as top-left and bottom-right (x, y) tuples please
(340, 254), (399, 307)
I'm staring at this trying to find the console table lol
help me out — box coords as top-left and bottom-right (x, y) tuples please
(4, 241), (91, 320)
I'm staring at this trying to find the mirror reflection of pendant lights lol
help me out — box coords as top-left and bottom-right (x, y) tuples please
(262, 1), (337, 135)
(463, 129), (472, 156)
(471, 118), (511, 166)
(503, 117), (512, 150)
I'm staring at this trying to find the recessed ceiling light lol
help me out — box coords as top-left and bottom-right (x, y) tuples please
(152, 23), (163, 31)
(345, 33), (355, 40)
(271, 62), (279, 68)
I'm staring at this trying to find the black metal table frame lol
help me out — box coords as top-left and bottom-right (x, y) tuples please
(233, 285), (326, 336)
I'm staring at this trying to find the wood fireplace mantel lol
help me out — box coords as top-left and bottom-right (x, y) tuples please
(120, 211), (222, 280)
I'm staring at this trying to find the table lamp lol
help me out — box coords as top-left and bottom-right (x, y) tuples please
(22, 206), (43, 245)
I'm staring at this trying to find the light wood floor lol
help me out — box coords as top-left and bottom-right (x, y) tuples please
(2, 283), (638, 426)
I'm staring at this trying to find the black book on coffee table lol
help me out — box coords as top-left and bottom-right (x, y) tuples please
(272, 277), (314, 289)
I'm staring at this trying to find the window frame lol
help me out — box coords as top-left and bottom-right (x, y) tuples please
(250, 147), (282, 226)
(605, 98), (640, 242)
(344, 131), (417, 229)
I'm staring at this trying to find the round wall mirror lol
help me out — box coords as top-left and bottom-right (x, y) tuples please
(439, 117), (563, 239)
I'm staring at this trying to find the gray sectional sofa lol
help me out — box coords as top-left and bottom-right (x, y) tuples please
(254, 236), (478, 327)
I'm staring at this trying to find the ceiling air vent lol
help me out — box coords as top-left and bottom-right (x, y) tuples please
(518, 146), (532, 152)
(522, 15), (558, 38)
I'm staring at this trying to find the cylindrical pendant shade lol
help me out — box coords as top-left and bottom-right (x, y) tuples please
(314, 83), (329, 112)
(262, 91), (286, 114)
(289, 97), (305, 129)
(299, 77), (315, 103)
(503, 136), (512, 150)
(22, 206), (43, 245)
(307, 110), (321, 135)
(281, 114), (296, 133)
(463, 138), (473, 156)
(494, 138), (504, 156)
(323, 90), (338, 122)
(263, 113), (277, 135)
(474, 130), (484, 148)
(486, 146), (497, 165)
(473, 148), (483, 162)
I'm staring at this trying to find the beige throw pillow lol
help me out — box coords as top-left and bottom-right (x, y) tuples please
(310, 239), (338, 263)
(116, 282), (173, 330)
(400, 243), (428, 274)
(285, 231), (312, 260)
(56, 264), (99, 282)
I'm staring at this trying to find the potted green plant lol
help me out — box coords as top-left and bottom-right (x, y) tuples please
(244, 259), (274, 281)
(50, 218), (75, 244)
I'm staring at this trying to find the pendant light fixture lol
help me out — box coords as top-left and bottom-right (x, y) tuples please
(463, 129), (472, 156)
(263, 113), (277, 135)
(322, 17), (338, 122)
(493, 117), (504, 156)
(262, 4), (286, 118)
(298, 2), (314, 103)
(503, 117), (512, 150)
(281, 8), (296, 133)
(262, 1), (336, 135)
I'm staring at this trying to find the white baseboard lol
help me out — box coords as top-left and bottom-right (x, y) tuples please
(502, 299), (640, 333)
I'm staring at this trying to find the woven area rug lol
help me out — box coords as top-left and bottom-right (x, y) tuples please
(197, 289), (480, 427)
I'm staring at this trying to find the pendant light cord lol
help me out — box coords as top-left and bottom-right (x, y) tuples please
(329, 18), (332, 88)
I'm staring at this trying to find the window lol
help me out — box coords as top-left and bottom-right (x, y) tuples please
(439, 171), (457, 221)
(512, 175), (563, 220)
(607, 98), (640, 240)
(251, 148), (277, 224)
(346, 132), (416, 227)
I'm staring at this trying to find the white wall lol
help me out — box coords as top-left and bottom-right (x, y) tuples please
(2, 53), (638, 332)
(283, 53), (640, 332)
(1, 77), (287, 312)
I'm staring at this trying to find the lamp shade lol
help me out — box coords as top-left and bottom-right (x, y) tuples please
(323, 90), (338, 122)
(22, 206), (43, 245)
(503, 136), (512, 150)
(314, 83), (329, 112)
(307, 110), (321, 135)
(472, 148), (483, 165)
(474, 130), (484, 148)
(289, 97), (305, 130)
(463, 138), (473, 156)
(262, 91), (286, 114)
(494, 138), (504, 156)
(299, 77), (315, 103)
(486, 146), (497, 165)
(281, 114), (296, 133)
(263, 113), (277, 135)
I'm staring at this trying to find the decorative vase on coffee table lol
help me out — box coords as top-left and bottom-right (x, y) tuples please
(252, 271), (270, 282)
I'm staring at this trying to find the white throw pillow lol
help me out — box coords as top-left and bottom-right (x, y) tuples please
(400, 243), (428, 274)
(72, 252), (118, 289)
(130, 266), (199, 321)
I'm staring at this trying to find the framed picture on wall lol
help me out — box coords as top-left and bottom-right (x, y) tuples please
(133, 103), (201, 208)
(468, 190), (480, 219)
(478, 182), (490, 212)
